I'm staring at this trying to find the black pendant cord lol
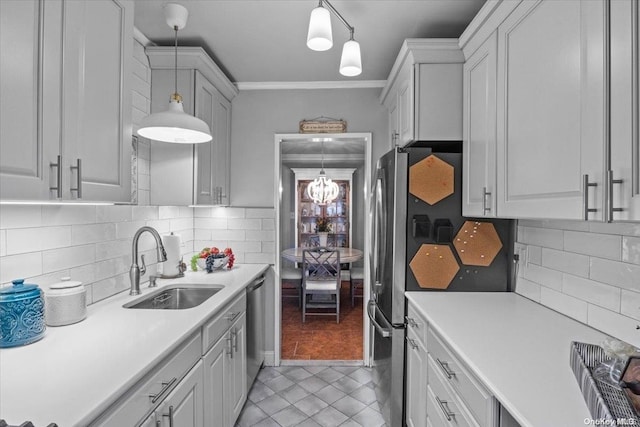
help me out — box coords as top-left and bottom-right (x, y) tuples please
(174, 25), (178, 97)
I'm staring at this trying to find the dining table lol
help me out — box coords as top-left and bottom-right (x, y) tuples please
(281, 247), (364, 264)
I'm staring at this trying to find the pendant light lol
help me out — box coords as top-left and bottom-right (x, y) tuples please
(306, 0), (362, 77)
(137, 3), (212, 144)
(307, 140), (340, 205)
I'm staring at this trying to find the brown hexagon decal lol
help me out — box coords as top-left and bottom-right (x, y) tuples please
(409, 155), (454, 205)
(453, 221), (503, 266)
(409, 244), (460, 289)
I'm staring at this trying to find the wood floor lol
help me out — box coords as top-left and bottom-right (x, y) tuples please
(281, 282), (364, 360)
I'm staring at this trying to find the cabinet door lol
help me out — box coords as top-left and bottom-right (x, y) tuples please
(140, 413), (157, 427)
(405, 330), (427, 427)
(415, 63), (463, 141)
(388, 95), (399, 147)
(610, 0), (640, 221)
(63, 0), (133, 202)
(159, 361), (204, 427)
(463, 32), (498, 217)
(212, 93), (231, 206)
(496, 0), (606, 219)
(398, 69), (415, 145)
(203, 330), (229, 427)
(0, 0), (62, 200)
(228, 313), (247, 426)
(194, 71), (216, 205)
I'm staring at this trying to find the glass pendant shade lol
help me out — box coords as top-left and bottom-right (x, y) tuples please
(137, 99), (212, 144)
(339, 39), (362, 77)
(307, 6), (333, 51)
(307, 170), (340, 205)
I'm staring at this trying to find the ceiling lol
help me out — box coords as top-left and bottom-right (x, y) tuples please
(133, 0), (485, 83)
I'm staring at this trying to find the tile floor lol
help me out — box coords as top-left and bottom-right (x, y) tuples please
(281, 282), (364, 360)
(236, 365), (387, 427)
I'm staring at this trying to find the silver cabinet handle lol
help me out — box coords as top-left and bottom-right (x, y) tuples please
(406, 337), (418, 350)
(436, 358), (455, 379)
(226, 332), (234, 359)
(149, 377), (177, 403)
(367, 300), (391, 338)
(162, 405), (174, 427)
(50, 155), (62, 198)
(156, 420), (161, 427)
(607, 170), (624, 221)
(405, 316), (418, 328)
(482, 187), (491, 215)
(70, 158), (82, 198)
(231, 328), (238, 353)
(583, 174), (598, 220)
(435, 396), (455, 421)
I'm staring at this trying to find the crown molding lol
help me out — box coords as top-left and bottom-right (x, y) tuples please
(133, 27), (155, 47)
(235, 80), (386, 91)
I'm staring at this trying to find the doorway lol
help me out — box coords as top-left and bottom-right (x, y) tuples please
(274, 133), (372, 365)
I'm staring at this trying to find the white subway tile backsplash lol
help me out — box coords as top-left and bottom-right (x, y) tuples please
(517, 219), (640, 346)
(563, 231), (622, 260)
(69, 264), (96, 285)
(42, 205), (96, 226)
(42, 244), (96, 274)
(515, 278), (541, 302)
(226, 241), (261, 253)
(71, 223), (116, 246)
(194, 218), (227, 229)
(96, 239), (130, 260)
(622, 236), (640, 265)
(211, 207), (245, 218)
(262, 219), (275, 230)
(94, 256), (129, 282)
(245, 252), (275, 264)
(132, 206), (158, 221)
(228, 218), (261, 230)
(193, 207), (214, 218)
(590, 257), (640, 292)
(246, 230), (276, 242)
(520, 226), (564, 249)
(621, 290), (640, 321)
(97, 205), (132, 223)
(170, 218), (193, 232)
(541, 248), (589, 278)
(246, 208), (275, 219)
(588, 305), (640, 348)
(145, 219), (171, 234)
(0, 230), (6, 257)
(92, 273), (129, 303)
(0, 206), (42, 229)
(159, 206), (180, 219)
(6, 226), (71, 255)
(561, 274), (621, 312)
(522, 263), (563, 291)
(211, 229), (246, 241)
(540, 286), (588, 323)
(0, 253), (43, 284)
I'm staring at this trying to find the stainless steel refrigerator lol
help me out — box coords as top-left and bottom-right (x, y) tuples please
(367, 145), (514, 427)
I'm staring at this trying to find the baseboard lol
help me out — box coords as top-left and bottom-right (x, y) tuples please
(280, 359), (364, 367)
(263, 351), (276, 366)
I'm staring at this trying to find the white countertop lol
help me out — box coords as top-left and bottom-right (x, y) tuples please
(0, 264), (268, 427)
(405, 292), (610, 427)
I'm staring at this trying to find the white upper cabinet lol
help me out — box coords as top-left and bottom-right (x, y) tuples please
(462, 31), (497, 217)
(0, 0), (133, 202)
(381, 39), (464, 147)
(610, 0), (640, 221)
(147, 47), (237, 206)
(495, 0), (607, 220)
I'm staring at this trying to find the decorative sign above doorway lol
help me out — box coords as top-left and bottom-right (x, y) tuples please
(299, 117), (347, 133)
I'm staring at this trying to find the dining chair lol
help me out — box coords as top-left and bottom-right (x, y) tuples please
(280, 266), (303, 308)
(349, 267), (364, 307)
(302, 248), (341, 323)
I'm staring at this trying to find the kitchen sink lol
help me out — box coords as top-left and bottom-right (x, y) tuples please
(123, 284), (223, 310)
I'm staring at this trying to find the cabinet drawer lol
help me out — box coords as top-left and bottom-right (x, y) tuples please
(202, 292), (246, 354)
(90, 332), (201, 426)
(427, 355), (478, 427)
(427, 328), (495, 426)
(406, 301), (427, 347)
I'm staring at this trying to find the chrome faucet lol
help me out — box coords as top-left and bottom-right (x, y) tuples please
(129, 226), (167, 295)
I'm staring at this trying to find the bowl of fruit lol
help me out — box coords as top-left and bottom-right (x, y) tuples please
(192, 247), (235, 272)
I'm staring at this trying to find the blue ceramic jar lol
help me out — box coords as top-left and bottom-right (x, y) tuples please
(0, 279), (46, 347)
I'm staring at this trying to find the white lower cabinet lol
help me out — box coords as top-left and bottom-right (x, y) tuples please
(90, 294), (247, 427)
(406, 300), (499, 427)
(203, 312), (247, 427)
(405, 328), (427, 427)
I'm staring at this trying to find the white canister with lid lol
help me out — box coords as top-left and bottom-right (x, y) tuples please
(45, 277), (87, 326)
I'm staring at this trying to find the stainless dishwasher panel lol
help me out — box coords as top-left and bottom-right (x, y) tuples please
(246, 275), (265, 389)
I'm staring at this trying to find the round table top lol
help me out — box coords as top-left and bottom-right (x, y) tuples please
(281, 247), (364, 263)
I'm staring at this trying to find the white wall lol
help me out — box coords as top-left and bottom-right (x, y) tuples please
(229, 88), (389, 207)
(515, 219), (640, 347)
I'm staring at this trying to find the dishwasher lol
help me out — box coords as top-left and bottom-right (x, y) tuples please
(246, 275), (265, 389)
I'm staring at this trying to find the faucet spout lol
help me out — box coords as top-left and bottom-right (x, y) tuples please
(129, 226), (167, 295)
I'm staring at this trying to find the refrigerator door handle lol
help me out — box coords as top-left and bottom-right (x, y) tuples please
(371, 175), (384, 291)
(367, 300), (391, 338)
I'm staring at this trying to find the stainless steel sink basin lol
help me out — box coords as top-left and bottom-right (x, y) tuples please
(123, 284), (223, 310)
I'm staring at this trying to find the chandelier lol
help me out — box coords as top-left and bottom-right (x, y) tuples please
(306, 141), (339, 204)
